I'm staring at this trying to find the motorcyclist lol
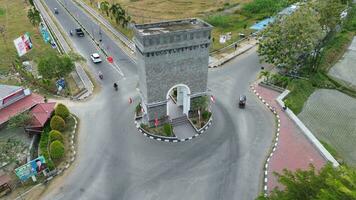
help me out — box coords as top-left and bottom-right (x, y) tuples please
(113, 82), (118, 90)
(69, 30), (73, 36)
(98, 71), (103, 79)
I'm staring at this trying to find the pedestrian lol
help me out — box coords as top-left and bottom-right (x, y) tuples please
(282, 105), (287, 111)
(234, 43), (237, 50)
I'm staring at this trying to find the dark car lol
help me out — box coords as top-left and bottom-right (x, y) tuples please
(239, 95), (246, 108)
(75, 28), (84, 37)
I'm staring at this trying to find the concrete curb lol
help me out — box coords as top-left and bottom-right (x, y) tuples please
(250, 84), (280, 196)
(133, 117), (213, 143)
(276, 90), (339, 167)
(56, 114), (78, 176)
(209, 43), (257, 68)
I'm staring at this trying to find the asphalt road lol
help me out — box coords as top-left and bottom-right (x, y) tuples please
(42, 1), (275, 199)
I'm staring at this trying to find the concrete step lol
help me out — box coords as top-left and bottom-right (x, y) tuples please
(171, 116), (189, 126)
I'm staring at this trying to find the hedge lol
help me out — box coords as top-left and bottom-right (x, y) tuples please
(55, 103), (70, 119)
(49, 130), (64, 143)
(50, 115), (66, 131)
(39, 125), (55, 170)
(50, 140), (65, 160)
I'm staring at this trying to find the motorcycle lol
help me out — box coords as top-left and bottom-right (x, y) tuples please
(70, 30), (73, 36)
(98, 72), (103, 80)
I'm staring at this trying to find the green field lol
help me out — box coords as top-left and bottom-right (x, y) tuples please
(0, 0), (56, 76)
(84, 0), (261, 51)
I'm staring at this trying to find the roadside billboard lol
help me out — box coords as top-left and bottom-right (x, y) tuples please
(14, 156), (47, 181)
(13, 32), (33, 57)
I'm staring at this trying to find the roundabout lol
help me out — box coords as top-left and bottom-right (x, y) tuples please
(39, 0), (275, 199)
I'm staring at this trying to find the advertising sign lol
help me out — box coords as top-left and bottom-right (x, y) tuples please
(14, 156), (47, 181)
(13, 32), (33, 57)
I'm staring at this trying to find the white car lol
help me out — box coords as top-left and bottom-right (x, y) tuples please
(90, 53), (102, 63)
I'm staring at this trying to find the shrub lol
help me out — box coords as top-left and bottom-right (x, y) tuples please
(163, 123), (172, 136)
(242, 0), (289, 17)
(49, 130), (64, 143)
(55, 103), (70, 119)
(50, 140), (65, 160)
(7, 111), (33, 129)
(202, 111), (211, 120)
(50, 115), (66, 131)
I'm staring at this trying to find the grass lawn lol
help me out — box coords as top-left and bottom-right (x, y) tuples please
(83, 0), (259, 51)
(0, 0), (57, 76)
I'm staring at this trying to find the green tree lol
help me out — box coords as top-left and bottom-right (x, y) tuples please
(27, 7), (41, 27)
(257, 164), (356, 200)
(55, 103), (70, 119)
(50, 115), (66, 131)
(7, 111), (33, 129)
(100, 1), (110, 17)
(109, 3), (128, 28)
(313, 0), (345, 33)
(37, 53), (74, 79)
(258, 5), (324, 71)
(49, 140), (65, 160)
(49, 130), (64, 143)
(28, 0), (34, 6)
(309, 0), (346, 70)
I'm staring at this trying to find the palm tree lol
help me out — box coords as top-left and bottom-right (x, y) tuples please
(109, 3), (120, 20)
(259, 70), (270, 83)
(122, 15), (131, 28)
(100, 1), (110, 16)
(27, 8), (41, 27)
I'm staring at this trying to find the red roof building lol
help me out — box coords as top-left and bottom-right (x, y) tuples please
(25, 102), (56, 133)
(0, 92), (44, 125)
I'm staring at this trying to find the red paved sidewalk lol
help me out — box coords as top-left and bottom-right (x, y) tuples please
(255, 85), (326, 193)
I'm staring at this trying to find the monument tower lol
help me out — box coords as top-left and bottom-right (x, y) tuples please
(133, 18), (213, 125)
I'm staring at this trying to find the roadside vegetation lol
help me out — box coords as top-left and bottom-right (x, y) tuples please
(258, 0), (355, 114)
(0, 0), (56, 80)
(140, 123), (174, 137)
(84, 0), (298, 51)
(39, 104), (75, 170)
(257, 164), (356, 200)
(0, 0), (81, 97)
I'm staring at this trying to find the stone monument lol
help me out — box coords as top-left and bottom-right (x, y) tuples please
(133, 18), (213, 125)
